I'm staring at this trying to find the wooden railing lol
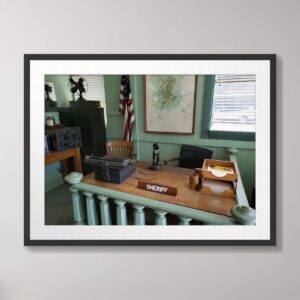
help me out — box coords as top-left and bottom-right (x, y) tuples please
(67, 149), (251, 226)
(228, 151), (249, 207)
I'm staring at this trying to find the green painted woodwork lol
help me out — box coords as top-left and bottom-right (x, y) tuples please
(73, 182), (236, 225)
(201, 75), (215, 139)
(201, 75), (255, 141)
(230, 205), (256, 225)
(130, 75), (140, 155)
(178, 216), (192, 225)
(68, 153), (251, 225)
(133, 204), (146, 225)
(84, 192), (99, 225)
(229, 152), (250, 207)
(233, 149), (255, 200)
(114, 199), (128, 225)
(97, 195), (112, 225)
(104, 75), (123, 140)
(154, 210), (167, 225)
(70, 187), (86, 225)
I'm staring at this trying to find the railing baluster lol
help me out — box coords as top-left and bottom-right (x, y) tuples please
(97, 195), (112, 225)
(70, 187), (86, 225)
(71, 182), (236, 225)
(178, 216), (192, 225)
(133, 204), (145, 225)
(84, 192), (99, 225)
(155, 209), (167, 225)
(114, 199), (127, 225)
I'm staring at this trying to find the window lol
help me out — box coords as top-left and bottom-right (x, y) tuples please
(202, 75), (256, 141)
(72, 75), (107, 125)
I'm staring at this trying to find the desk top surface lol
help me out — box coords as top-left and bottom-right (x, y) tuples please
(81, 161), (235, 216)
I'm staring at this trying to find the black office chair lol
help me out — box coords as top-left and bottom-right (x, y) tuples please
(164, 145), (213, 169)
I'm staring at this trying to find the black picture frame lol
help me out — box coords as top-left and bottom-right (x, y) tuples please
(24, 54), (276, 246)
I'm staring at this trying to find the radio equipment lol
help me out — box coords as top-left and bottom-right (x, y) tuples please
(45, 127), (82, 152)
(84, 155), (135, 184)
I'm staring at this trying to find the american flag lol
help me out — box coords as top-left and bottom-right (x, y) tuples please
(119, 75), (135, 141)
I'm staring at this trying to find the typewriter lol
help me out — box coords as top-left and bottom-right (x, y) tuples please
(85, 155), (135, 184)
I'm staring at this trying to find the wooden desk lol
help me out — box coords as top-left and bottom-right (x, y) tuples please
(45, 147), (82, 175)
(81, 161), (235, 217)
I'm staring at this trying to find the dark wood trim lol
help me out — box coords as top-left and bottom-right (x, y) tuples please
(144, 75), (197, 135)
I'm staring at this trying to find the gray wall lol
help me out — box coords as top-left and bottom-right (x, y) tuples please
(0, 0), (297, 299)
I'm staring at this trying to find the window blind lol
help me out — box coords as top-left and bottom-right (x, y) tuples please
(72, 75), (107, 125)
(210, 74), (256, 132)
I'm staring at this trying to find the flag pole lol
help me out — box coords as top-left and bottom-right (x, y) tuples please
(127, 100), (131, 141)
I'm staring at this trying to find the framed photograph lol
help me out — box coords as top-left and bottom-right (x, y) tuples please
(24, 54), (276, 246)
(144, 75), (196, 134)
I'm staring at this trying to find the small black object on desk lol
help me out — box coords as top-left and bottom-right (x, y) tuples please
(148, 143), (161, 170)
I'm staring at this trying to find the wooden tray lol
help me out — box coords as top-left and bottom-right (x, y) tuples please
(202, 159), (238, 182)
(200, 178), (235, 198)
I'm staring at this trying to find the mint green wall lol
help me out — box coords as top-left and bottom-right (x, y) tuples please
(44, 76), (72, 192)
(44, 74), (255, 200)
(129, 75), (255, 200)
(45, 75), (73, 107)
(104, 75), (123, 140)
(45, 75), (126, 192)
(104, 75), (139, 153)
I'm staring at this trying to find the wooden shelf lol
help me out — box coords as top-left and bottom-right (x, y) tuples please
(45, 147), (82, 175)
